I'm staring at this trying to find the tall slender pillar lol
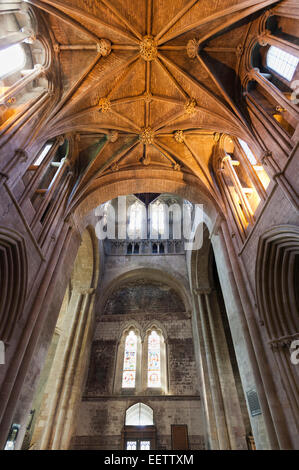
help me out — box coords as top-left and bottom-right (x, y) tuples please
(34, 287), (95, 450)
(220, 220), (293, 449)
(195, 289), (230, 449)
(205, 292), (247, 449)
(192, 294), (218, 449)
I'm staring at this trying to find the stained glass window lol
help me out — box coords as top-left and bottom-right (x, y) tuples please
(148, 331), (161, 387)
(122, 330), (137, 388)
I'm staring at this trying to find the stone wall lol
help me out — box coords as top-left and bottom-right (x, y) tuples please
(72, 399), (205, 450)
(72, 253), (204, 450)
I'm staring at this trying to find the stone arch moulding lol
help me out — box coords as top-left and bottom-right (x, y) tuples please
(256, 224), (299, 426)
(256, 224), (299, 340)
(142, 320), (168, 344)
(0, 227), (28, 343)
(71, 168), (220, 221)
(117, 321), (143, 345)
(100, 267), (192, 316)
(125, 402), (154, 426)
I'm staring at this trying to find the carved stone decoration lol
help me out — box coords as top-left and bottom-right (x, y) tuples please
(141, 154), (151, 166)
(98, 97), (111, 113)
(213, 132), (220, 142)
(275, 105), (286, 113)
(257, 35), (268, 47)
(261, 150), (273, 163)
(143, 92), (153, 103)
(186, 39), (199, 59)
(173, 162), (181, 171)
(108, 130), (119, 142)
(98, 39), (112, 56)
(139, 35), (158, 61)
(139, 127), (155, 145)
(6, 96), (16, 105)
(22, 27), (36, 44)
(184, 98), (197, 116)
(57, 135), (65, 146)
(53, 43), (60, 53)
(111, 162), (119, 172)
(15, 148), (28, 162)
(174, 130), (184, 143)
(236, 44), (244, 57)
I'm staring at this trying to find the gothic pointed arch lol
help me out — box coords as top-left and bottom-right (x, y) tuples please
(0, 227), (28, 343)
(256, 224), (299, 426)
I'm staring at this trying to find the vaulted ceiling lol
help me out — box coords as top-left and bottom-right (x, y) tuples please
(32, 0), (279, 210)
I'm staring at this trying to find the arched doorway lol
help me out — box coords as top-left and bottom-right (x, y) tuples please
(122, 403), (156, 450)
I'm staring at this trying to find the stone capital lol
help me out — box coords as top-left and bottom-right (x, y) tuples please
(193, 287), (212, 295)
(15, 148), (28, 162)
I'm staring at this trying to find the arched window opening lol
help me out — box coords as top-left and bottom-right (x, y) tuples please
(148, 331), (161, 388)
(125, 403), (154, 426)
(35, 138), (68, 195)
(128, 201), (145, 239)
(266, 46), (299, 82)
(26, 138), (70, 241)
(127, 243), (133, 255)
(33, 141), (54, 166)
(122, 330), (137, 388)
(152, 243), (158, 254)
(221, 155), (253, 232)
(133, 243), (139, 254)
(159, 243), (165, 254)
(21, 137), (62, 208)
(238, 139), (270, 190)
(238, 139), (257, 165)
(150, 200), (165, 238)
(0, 4), (50, 128)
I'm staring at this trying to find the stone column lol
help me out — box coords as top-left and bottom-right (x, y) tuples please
(35, 287), (95, 449)
(0, 219), (75, 450)
(220, 221), (293, 449)
(53, 288), (96, 449)
(194, 289), (230, 449)
(205, 291), (247, 449)
(192, 294), (218, 449)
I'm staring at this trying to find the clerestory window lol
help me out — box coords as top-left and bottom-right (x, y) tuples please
(0, 44), (26, 79)
(266, 46), (299, 82)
